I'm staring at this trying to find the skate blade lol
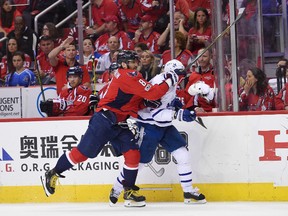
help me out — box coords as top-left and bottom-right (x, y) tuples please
(109, 201), (117, 207)
(40, 175), (52, 197)
(184, 198), (207, 204)
(124, 200), (146, 207)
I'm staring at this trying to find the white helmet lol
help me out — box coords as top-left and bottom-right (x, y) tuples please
(163, 59), (185, 75)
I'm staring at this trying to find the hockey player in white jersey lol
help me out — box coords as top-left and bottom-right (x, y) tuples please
(109, 59), (207, 205)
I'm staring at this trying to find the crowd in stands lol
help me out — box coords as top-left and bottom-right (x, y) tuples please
(0, 0), (287, 116)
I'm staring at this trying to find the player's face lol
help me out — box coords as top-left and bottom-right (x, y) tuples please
(127, 60), (138, 70)
(68, 75), (82, 88)
(12, 55), (24, 70)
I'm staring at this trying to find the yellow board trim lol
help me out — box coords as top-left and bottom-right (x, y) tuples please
(1, 183), (288, 203)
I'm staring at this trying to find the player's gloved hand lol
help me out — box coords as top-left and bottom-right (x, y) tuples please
(174, 109), (196, 122)
(143, 99), (162, 108)
(89, 91), (100, 107)
(40, 100), (53, 116)
(164, 71), (179, 86)
(170, 97), (184, 111)
(52, 98), (67, 111)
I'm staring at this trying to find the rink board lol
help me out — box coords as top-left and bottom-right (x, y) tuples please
(0, 112), (288, 202)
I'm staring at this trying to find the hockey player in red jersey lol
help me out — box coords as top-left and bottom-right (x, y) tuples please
(40, 66), (92, 117)
(40, 50), (179, 207)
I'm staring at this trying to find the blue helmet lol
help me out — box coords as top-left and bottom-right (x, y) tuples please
(66, 66), (83, 79)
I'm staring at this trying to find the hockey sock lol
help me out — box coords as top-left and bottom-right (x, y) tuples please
(53, 152), (74, 174)
(113, 163), (145, 193)
(122, 166), (138, 187)
(171, 147), (193, 193)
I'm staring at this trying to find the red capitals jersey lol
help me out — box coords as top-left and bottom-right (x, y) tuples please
(119, 0), (143, 33)
(161, 49), (193, 68)
(239, 85), (275, 111)
(95, 31), (133, 55)
(188, 26), (212, 55)
(135, 31), (161, 54)
(0, 54), (31, 80)
(96, 68), (169, 122)
(53, 85), (92, 116)
(91, 0), (118, 27)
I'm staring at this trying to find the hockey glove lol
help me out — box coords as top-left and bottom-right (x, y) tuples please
(89, 93), (100, 107)
(143, 99), (162, 108)
(40, 100), (53, 117)
(164, 71), (179, 87)
(174, 109), (196, 122)
(52, 98), (67, 111)
(170, 97), (184, 111)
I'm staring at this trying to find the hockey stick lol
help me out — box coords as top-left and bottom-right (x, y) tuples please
(195, 116), (207, 129)
(91, 55), (97, 93)
(147, 162), (165, 177)
(34, 52), (46, 101)
(184, 7), (246, 73)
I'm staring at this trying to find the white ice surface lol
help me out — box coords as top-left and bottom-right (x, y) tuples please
(0, 202), (287, 216)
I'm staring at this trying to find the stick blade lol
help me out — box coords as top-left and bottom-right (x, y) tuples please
(237, 7), (245, 18)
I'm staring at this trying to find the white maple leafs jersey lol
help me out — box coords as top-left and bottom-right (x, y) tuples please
(136, 73), (177, 127)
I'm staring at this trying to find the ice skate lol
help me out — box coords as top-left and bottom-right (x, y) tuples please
(184, 188), (207, 204)
(40, 169), (65, 197)
(123, 186), (146, 207)
(109, 188), (121, 206)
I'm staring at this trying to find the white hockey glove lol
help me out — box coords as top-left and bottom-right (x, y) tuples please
(164, 71), (179, 87)
(174, 109), (196, 122)
(52, 98), (67, 111)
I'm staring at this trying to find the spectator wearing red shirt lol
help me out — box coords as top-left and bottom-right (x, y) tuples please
(35, 36), (56, 85)
(0, 0), (22, 37)
(95, 15), (133, 55)
(174, 0), (192, 20)
(48, 37), (91, 95)
(187, 0), (211, 14)
(157, 11), (188, 53)
(239, 67), (275, 111)
(186, 7), (212, 56)
(160, 31), (193, 89)
(132, 15), (161, 54)
(177, 48), (215, 112)
(140, 0), (167, 23)
(119, 0), (144, 39)
(86, 0), (118, 38)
